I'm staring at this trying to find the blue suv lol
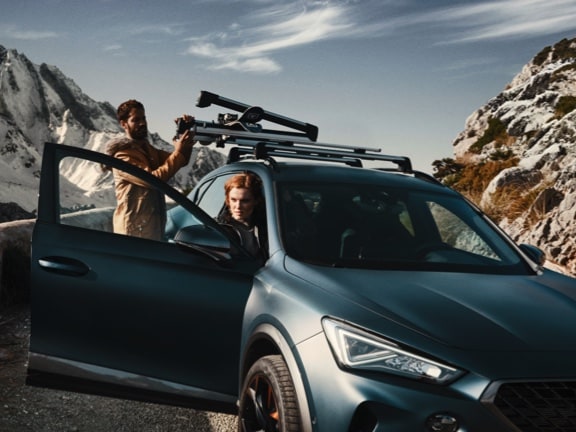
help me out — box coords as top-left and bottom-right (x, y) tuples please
(28, 92), (576, 432)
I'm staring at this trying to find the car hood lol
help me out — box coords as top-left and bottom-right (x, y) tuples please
(285, 259), (576, 351)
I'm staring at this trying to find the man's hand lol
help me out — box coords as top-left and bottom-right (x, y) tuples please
(174, 114), (195, 136)
(173, 115), (195, 159)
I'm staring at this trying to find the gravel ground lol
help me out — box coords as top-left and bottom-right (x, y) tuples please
(0, 305), (238, 432)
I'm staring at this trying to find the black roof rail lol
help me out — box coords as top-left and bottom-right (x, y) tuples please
(227, 141), (412, 172)
(228, 144), (363, 168)
(186, 90), (413, 173)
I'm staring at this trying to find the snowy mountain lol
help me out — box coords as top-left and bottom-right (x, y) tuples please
(0, 45), (225, 213)
(440, 37), (576, 275)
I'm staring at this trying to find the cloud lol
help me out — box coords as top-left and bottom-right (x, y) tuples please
(421, 0), (576, 43)
(213, 57), (282, 73)
(436, 57), (497, 73)
(0, 24), (59, 41)
(102, 44), (126, 57)
(184, 2), (353, 74)
(127, 23), (187, 37)
(182, 0), (576, 74)
(104, 44), (122, 52)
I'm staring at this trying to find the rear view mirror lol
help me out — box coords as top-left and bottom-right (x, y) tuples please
(519, 244), (546, 266)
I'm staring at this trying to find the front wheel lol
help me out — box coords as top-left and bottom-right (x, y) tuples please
(238, 355), (302, 432)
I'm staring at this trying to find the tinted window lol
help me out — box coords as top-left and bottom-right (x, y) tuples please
(59, 156), (202, 242)
(58, 157), (117, 232)
(278, 182), (528, 274)
(196, 174), (235, 218)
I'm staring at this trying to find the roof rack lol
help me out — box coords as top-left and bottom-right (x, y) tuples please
(227, 141), (413, 172)
(184, 90), (413, 173)
(196, 91), (319, 142)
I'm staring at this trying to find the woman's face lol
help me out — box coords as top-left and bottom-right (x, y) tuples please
(227, 187), (258, 224)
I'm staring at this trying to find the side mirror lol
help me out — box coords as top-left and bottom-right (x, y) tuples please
(174, 225), (232, 263)
(519, 244), (546, 266)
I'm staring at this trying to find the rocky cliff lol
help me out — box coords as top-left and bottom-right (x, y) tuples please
(439, 37), (576, 275)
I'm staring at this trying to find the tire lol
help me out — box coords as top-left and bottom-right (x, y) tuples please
(238, 355), (302, 432)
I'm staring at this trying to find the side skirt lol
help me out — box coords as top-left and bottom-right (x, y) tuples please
(26, 352), (237, 414)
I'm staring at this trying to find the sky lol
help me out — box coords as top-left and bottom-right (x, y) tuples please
(2, 0), (576, 173)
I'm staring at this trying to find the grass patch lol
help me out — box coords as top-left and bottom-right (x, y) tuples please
(451, 158), (519, 205)
(469, 118), (509, 154)
(554, 95), (576, 118)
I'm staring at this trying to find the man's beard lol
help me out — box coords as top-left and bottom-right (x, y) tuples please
(131, 126), (148, 140)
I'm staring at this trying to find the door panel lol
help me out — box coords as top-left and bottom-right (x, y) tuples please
(29, 143), (256, 402)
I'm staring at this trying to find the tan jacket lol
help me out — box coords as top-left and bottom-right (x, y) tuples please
(106, 137), (191, 240)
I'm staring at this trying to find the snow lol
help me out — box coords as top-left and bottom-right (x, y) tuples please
(0, 45), (225, 214)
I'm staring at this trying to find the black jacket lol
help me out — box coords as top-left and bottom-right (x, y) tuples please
(217, 208), (268, 261)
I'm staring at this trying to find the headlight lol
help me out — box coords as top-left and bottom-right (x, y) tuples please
(322, 318), (464, 384)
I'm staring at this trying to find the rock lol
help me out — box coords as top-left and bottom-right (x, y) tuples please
(0, 219), (35, 309)
(0, 203), (35, 223)
(445, 37), (576, 276)
(0, 347), (15, 362)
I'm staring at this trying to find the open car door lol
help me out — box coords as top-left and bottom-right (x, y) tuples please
(27, 142), (259, 413)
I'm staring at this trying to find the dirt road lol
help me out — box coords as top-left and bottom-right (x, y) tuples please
(0, 306), (237, 432)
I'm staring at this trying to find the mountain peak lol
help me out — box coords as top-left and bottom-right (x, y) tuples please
(0, 46), (225, 213)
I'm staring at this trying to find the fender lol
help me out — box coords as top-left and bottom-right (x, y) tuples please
(241, 323), (316, 432)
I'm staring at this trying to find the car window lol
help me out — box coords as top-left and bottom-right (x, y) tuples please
(166, 171), (269, 261)
(58, 157), (117, 232)
(427, 201), (499, 260)
(279, 182), (528, 274)
(196, 174), (235, 218)
(166, 173), (238, 239)
(58, 156), (201, 242)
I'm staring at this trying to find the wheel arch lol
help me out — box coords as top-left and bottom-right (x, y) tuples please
(240, 323), (315, 432)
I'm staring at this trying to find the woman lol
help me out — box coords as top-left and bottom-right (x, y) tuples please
(218, 172), (267, 260)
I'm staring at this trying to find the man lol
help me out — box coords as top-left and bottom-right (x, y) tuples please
(105, 99), (194, 240)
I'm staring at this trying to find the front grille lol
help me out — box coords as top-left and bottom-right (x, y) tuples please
(493, 381), (576, 432)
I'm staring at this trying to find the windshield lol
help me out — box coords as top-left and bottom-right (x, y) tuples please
(278, 182), (529, 274)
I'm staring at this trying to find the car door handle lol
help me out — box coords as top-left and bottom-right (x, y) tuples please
(38, 256), (90, 276)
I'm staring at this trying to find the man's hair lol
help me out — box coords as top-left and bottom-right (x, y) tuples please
(117, 99), (144, 122)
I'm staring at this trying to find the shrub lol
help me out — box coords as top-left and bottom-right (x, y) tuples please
(451, 158), (519, 206)
(550, 38), (576, 62)
(534, 46), (552, 66)
(486, 185), (539, 223)
(535, 38), (576, 66)
(431, 158), (464, 185)
(489, 149), (514, 161)
(551, 64), (576, 82)
(554, 95), (576, 118)
(469, 117), (509, 154)
(484, 182), (558, 226)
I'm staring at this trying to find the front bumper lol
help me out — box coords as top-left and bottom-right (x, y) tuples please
(296, 333), (576, 432)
